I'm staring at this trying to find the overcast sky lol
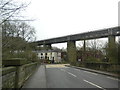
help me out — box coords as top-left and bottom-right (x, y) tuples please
(20, 0), (119, 48)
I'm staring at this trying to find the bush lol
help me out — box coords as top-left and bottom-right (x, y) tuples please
(2, 50), (39, 63)
(85, 56), (101, 63)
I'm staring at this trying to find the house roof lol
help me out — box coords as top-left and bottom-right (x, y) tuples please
(35, 49), (61, 53)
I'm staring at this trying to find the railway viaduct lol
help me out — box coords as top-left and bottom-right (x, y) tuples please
(33, 26), (120, 63)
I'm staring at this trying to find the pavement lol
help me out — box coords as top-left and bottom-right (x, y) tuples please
(22, 64), (120, 89)
(22, 65), (47, 88)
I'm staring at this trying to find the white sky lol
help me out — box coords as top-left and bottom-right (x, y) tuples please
(20, 0), (119, 48)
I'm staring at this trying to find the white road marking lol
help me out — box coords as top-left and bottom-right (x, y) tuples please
(107, 77), (119, 81)
(60, 69), (77, 77)
(84, 71), (98, 75)
(67, 72), (77, 77)
(75, 69), (80, 71)
(60, 69), (65, 72)
(83, 80), (106, 90)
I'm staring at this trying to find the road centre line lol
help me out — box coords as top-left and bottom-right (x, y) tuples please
(60, 69), (65, 71)
(83, 71), (98, 75)
(60, 69), (65, 72)
(60, 68), (77, 77)
(67, 72), (77, 77)
(75, 69), (80, 71)
(83, 80), (106, 90)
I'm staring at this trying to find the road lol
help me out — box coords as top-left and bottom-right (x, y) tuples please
(46, 64), (119, 89)
(22, 64), (119, 89)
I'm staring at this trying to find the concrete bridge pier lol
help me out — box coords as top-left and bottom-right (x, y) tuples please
(82, 40), (86, 61)
(47, 44), (52, 50)
(43, 44), (52, 50)
(83, 40), (86, 52)
(108, 35), (117, 62)
(67, 40), (77, 64)
(108, 35), (115, 48)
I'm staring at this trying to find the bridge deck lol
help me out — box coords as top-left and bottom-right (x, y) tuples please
(34, 26), (120, 45)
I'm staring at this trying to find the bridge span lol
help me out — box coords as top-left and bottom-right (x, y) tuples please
(35, 26), (120, 45)
(34, 26), (120, 63)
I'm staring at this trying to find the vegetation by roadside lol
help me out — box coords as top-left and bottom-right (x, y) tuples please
(1, 0), (39, 65)
(69, 39), (120, 75)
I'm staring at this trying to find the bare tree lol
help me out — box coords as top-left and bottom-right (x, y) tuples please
(1, 0), (38, 61)
(2, 21), (36, 47)
(2, 21), (36, 59)
(18, 22), (36, 42)
(87, 39), (104, 51)
(77, 39), (105, 61)
(52, 46), (61, 51)
(78, 40), (89, 51)
(0, 0), (29, 25)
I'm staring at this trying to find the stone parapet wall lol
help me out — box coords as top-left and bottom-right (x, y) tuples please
(2, 67), (16, 88)
(2, 62), (38, 88)
(16, 62), (37, 88)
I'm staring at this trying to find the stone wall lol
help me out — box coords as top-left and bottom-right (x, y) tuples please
(2, 67), (16, 88)
(16, 63), (38, 88)
(2, 62), (38, 88)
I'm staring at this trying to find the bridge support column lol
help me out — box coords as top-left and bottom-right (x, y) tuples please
(47, 44), (52, 50)
(67, 40), (77, 64)
(82, 40), (86, 61)
(108, 35), (117, 62)
(108, 35), (115, 48)
(83, 40), (86, 52)
(43, 44), (52, 50)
